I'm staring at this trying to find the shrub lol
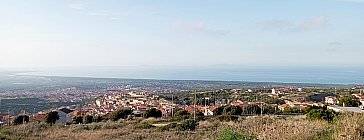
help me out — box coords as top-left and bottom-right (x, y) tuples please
(224, 106), (243, 115)
(144, 108), (162, 118)
(135, 122), (156, 129)
(338, 96), (360, 107)
(282, 108), (301, 114)
(100, 121), (126, 129)
(72, 116), (83, 124)
(158, 123), (178, 131)
(215, 115), (239, 122)
(214, 106), (225, 116)
(44, 111), (59, 125)
(307, 109), (338, 122)
(93, 116), (102, 123)
(174, 110), (190, 117)
(83, 115), (93, 124)
(13, 115), (29, 125)
(69, 124), (102, 132)
(176, 119), (198, 131)
(109, 108), (132, 121)
(243, 104), (261, 115)
(216, 129), (256, 140)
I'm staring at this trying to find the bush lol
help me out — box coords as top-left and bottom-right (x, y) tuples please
(144, 108), (162, 118)
(176, 119), (198, 131)
(214, 106), (225, 116)
(69, 124), (102, 132)
(307, 109), (338, 122)
(174, 110), (190, 117)
(215, 115), (239, 122)
(93, 116), (102, 123)
(158, 123), (178, 131)
(109, 108), (132, 121)
(282, 108), (301, 114)
(44, 111), (59, 125)
(243, 104), (261, 115)
(224, 106), (243, 115)
(100, 121), (126, 129)
(338, 96), (360, 107)
(72, 116), (83, 124)
(135, 122), (156, 129)
(83, 115), (93, 124)
(13, 115), (29, 125)
(216, 129), (256, 140)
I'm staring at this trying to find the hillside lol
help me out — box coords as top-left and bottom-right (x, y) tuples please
(1, 113), (363, 140)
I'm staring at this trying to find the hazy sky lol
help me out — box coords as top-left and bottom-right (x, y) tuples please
(1, 0), (363, 68)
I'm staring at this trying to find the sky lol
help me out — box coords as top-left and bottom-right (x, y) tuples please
(0, 0), (364, 68)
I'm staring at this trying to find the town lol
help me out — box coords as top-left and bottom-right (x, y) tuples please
(2, 84), (364, 126)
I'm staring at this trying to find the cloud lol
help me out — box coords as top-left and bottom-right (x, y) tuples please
(68, 4), (85, 11)
(170, 21), (230, 35)
(301, 16), (327, 30)
(259, 16), (328, 32)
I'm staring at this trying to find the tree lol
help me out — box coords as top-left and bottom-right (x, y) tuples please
(72, 116), (83, 124)
(83, 115), (93, 124)
(44, 111), (59, 125)
(243, 104), (261, 115)
(13, 115), (29, 125)
(174, 110), (190, 117)
(93, 116), (102, 123)
(307, 109), (338, 122)
(213, 106), (225, 116)
(223, 106), (243, 115)
(262, 105), (278, 114)
(302, 106), (322, 114)
(282, 108), (301, 114)
(109, 108), (132, 121)
(338, 96), (360, 107)
(144, 108), (162, 118)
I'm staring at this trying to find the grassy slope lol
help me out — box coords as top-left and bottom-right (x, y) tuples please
(1, 114), (363, 140)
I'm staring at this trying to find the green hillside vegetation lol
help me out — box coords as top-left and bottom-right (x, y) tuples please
(1, 112), (364, 140)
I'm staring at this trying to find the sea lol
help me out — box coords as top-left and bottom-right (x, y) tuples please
(19, 66), (364, 85)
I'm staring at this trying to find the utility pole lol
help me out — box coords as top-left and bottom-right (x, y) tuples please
(260, 93), (263, 117)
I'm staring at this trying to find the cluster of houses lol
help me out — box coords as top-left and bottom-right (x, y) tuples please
(3, 89), (364, 125)
(92, 92), (219, 119)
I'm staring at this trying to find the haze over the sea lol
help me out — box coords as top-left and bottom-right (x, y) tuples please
(15, 66), (364, 85)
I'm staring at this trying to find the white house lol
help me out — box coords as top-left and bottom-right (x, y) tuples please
(325, 96), (338, 105)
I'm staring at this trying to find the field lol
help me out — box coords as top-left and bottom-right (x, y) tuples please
(1, 113), (363, 140)
(0, 98), (79, 114)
